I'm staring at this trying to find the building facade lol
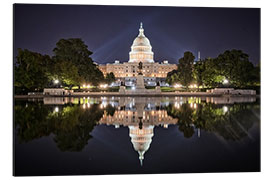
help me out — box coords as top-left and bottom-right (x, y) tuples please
(98, 23), (177, 86)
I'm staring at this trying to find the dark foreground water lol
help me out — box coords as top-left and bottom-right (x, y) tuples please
(14, 96), (260, 176)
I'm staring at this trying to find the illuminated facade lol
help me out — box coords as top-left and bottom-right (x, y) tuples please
(98, 23), (177, 85)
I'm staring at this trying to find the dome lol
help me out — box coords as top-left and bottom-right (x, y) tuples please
(132, 35), (151, 47)
(129, 23), (154, 63)
(129, 125), (154, 166)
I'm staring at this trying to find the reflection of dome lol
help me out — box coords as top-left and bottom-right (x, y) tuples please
(129, 23), (154, 63)
(129, 125), (154, 166)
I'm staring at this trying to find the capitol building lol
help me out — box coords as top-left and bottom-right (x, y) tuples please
(98, 23), (177, 86)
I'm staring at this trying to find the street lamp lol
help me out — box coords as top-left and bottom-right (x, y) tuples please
(223, 79), (229, 84)
(54, 79), (59, 84)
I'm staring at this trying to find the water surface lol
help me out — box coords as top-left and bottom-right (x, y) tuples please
(14, 96), (260, 176)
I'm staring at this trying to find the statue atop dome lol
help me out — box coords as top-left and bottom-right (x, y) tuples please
(138, 22), (145, 37)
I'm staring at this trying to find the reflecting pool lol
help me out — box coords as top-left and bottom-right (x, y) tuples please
(14, 96), (260, 176)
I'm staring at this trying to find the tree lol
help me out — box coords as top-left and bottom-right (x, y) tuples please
(15, 49), (51, 94)
(177, 51), (195, 89)
(166, 69), (179, 85)
(216, 49), (256, 87)
(105, 72), (116, 84)
(48, 59), (82, 88)
(201, 57), (224, 88)
(193, 60), (205, 88)
(52, 38), (104, 87)
(194, 50), (260, 88)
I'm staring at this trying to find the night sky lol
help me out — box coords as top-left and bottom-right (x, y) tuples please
(14, 4), (260, 65)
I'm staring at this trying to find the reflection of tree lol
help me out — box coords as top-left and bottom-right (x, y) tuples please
(15, 101), (51, 142)
(166, 103), (194, 138)
(200, 103), (259, 140)
(51, 104), (104, 152)
(166, 102), (259, 140)
(15, 102), (111, 152)
(105, 104), (116, 116)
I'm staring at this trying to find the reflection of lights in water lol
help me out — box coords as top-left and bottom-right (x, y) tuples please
(174, 102), (180, 109)
(111, 102), (115, 107)
(54, 107), (59, 112)
(87, 103), (90, 108)
(223, 106), (228, 113)
(83, 104), (86, 109)
(100, 102), (107, 109)
(101, 96), (107, 100)
(131, 86), (136, 90)
(194, 103), (197, 109)
(190, 103), (193, 108)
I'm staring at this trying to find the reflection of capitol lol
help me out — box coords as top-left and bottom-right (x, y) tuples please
(99, 97), (178, 165)
(41, 96), (257, 105)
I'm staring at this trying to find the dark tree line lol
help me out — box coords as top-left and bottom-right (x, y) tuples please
(166, 49), (260, 89)
(15, 38), (111, 94)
